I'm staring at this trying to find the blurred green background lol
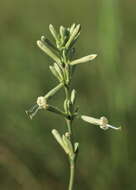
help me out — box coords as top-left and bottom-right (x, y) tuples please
(0, 0), (136, 189)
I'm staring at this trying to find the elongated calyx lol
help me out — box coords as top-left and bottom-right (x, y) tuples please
(81, 115), (121, 130)
(70, 54), (97, 66)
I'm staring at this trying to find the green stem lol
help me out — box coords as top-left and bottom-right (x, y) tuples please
(64, 85), (75, 190)
(66, 119), (72, 136)
(64, 85), (70, 99)
(64, 86), (72, 135)
(68, 159), (75, 190)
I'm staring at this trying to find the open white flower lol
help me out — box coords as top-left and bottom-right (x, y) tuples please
(37, 96), (47, 109)
(81, 115), (121, 130)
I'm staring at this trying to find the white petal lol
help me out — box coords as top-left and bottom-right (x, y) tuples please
(107, 124), (121, 130)
(37, 96), (47, 109)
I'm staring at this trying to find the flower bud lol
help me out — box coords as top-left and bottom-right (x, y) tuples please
(52, 129), (71, 155)
(37, 40), (60, 63)
(70, 54), (97, 66)
(65, 24), (81, 49)
(49, 24), (59, 42)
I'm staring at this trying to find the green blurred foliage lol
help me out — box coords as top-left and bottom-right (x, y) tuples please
(0, 0), (136, 189)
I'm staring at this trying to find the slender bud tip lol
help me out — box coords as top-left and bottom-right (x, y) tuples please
(52, 129), (57, 134)
(89, 54), (97, 60)
(49, 24), (53, 29)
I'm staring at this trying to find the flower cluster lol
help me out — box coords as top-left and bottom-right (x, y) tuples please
(26, 24), (97, 120)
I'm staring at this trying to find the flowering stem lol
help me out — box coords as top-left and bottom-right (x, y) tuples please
(26, 23), (120, 190)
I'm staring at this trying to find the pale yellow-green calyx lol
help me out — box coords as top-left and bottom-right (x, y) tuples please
(37, 40), (60, 63)
(52, 129), (74, 158)
(70, 54), (97, 66)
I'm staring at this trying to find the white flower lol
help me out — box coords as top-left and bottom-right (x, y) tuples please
(81, 115), (121, 130)
(37, 96), (47, 109)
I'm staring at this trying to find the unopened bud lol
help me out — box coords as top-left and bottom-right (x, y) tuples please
(70, 54), (97, 66)
(65, 24), (81, 49)
(37, 40), (60, 63)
